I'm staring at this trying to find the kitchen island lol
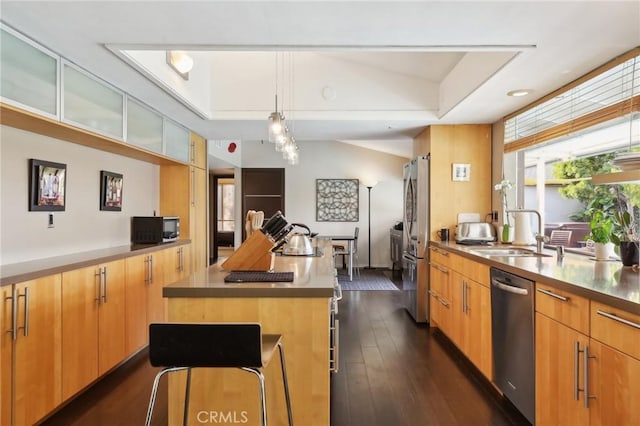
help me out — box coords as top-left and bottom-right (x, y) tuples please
(162, 239), (336, 426)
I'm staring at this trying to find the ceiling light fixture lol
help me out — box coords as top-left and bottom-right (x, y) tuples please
(507, 89), (532, 97)
(166, 51), (193, 80)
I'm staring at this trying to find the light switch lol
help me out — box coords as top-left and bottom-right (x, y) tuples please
(48, 212), (54, 228)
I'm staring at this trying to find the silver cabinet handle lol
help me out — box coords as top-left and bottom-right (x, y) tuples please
(596, 310), (640, 330)
(95, 268), (102, 304)
(334, 283), (343, 301)
(7, 288), (17, 340)
(462, 281), (466, 313)
(190, 140), (195, 163)
(429, 263), (449, 274)
(102, 267), (108, 303)
(574, 341), (580, 401)
(180, 248), (184, 272)
(537, 288), (569, 302)
(18, 287), (29, 337)
(430, 247), (449, 256)
(149, 255), (154, 284)
(583, 345), (596, 408)
(191, 168), (196, 207)
(491, 279), (529, 295)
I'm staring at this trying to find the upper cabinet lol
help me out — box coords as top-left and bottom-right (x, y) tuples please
(0, 23), (197, 166)
(0, 25), (58, 118)
(126, 97), (163, 154)
(164, 119), (190, 163)
(62, 62), (124, 139)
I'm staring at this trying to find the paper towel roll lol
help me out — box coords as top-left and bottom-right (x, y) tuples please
(513, 212), (535, 246)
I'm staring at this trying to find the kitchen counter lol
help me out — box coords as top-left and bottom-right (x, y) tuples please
(163, 242), (336, 298)
(0, 240), (190, 286)
(431, 241), (639, 314)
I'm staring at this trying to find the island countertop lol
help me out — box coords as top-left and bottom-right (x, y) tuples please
(163, 240), (337, 298)
(431, 241), (640, 314)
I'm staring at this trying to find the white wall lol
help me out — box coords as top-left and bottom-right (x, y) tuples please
(0, 125), (159, 265)
(242, 140), (405, 268)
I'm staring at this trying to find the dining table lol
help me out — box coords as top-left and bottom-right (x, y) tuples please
(320, 234), (356, 281)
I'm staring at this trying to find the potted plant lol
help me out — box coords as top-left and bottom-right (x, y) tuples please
(585, 209), (614, 260)
(494, 179), (514, 243)
(611, 209), (640, 267)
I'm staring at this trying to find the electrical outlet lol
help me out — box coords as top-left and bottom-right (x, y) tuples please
(48, 212), (54, 228)
(491, 210), (499, 221)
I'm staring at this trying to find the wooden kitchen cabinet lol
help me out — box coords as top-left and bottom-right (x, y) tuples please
(190, 131), (207, 169)
(1, 275), (62, 426)
(536, 312), (590, 425)
(191, 166), (208, 272)
(61, 260), (125, 400)
(163, 244), (191, 285)
(145, 252), (166, 327)
(452, 272), (492, 379)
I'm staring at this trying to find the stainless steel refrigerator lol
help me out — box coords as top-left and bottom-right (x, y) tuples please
(402, 155), (430, 322)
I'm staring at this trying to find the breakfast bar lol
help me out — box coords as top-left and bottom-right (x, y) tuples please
(162, 239), (336, 426)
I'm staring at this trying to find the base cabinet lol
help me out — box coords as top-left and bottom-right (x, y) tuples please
(163, 244), (191, 285)
(61, 260), (125, 400)
(1, 275), (62, 426)
(536, 312), (590, 425)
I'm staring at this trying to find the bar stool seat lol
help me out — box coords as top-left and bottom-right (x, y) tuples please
(145, 323), (293, 426)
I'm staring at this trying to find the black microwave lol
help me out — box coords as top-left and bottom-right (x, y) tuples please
(131, 216), (180, 244)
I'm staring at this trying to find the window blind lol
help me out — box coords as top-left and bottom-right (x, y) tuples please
(504, 47), (640, 153)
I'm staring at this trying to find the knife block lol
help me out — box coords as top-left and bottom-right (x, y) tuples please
(220, 230), (275, 271)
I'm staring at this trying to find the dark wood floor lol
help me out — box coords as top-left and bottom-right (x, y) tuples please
(41, 271), (530, 426)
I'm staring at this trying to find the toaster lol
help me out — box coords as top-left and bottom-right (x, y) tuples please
(455, 222), (496, 244)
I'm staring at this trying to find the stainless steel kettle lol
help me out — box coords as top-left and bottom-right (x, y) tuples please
(283, 223), (314, 255)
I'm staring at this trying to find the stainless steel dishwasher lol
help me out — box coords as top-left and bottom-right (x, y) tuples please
(490, 267), (535, 424)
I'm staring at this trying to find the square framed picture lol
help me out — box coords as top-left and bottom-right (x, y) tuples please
(100, 170), (123, 211)
(452, 163), (471, 181)
(316, 178), (359, 222)
(29, 159), (66, 211)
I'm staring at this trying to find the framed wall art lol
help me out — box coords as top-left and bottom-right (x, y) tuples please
(100, 170), (123, 211)
(316, 178), (359, 222)
(452, 163), (471, 181)
(29, 159), (66, 211)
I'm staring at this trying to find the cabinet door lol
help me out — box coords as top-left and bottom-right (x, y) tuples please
(450, 271), (465, 349)
(163, 245), (191, 285)
(463, 279), (492, 379)
(13, 276), (62, 426)
(164, 119), (190, 162)
(589, 339), (640, 426)
(190, 132), (207, 169)
(146, 252), (166, 328)
(1, 286), (12, 425)
(98, 260), (125, 375)
(536, 313), (590, 425)
(124, 254), (148, 355)
(191, 166), (208, 272)
(61, 266), (99, 400)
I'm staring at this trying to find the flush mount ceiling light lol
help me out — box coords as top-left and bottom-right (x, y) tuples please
(166, 51), (193, 80)
(507, 89), (532, 97)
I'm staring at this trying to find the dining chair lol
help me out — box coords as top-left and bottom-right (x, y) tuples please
(145, 323), (293, 426)
(333, 227), (360, 278)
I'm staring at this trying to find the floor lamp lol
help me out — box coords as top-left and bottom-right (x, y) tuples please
(364, 181), (378, 269)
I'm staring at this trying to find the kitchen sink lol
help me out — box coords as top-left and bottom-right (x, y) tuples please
(470, 247), (551, 257)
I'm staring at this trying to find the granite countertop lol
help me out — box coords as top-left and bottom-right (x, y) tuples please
(164, 240), (337, 298)
(0, 240), (190, 286)
(432, 241), (640, 314)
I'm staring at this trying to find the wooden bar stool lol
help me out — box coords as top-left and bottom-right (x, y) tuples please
(145, 323), (293, 426)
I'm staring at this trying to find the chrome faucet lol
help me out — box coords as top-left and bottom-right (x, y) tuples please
(506, 209), (549, 253)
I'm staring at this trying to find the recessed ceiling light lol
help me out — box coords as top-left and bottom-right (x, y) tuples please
(507, 89), (532, 97)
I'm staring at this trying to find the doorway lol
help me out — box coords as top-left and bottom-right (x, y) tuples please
(211, 174), (235, 264)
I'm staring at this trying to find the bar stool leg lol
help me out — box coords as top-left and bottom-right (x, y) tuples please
(277, 342), (294, 426)
(145, 366), (189, 426)
(183, 368), (192, 426)
(242, 367), (267, 426)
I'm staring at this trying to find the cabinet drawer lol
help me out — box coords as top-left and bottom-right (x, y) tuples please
(591, 302), (640, 360)
(429, 246), (452, 268)
(458, 256), (490, 287)
(535, 284), (589, 334)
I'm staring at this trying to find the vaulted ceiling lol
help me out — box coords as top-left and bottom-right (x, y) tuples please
(2, 1), (639, 158)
